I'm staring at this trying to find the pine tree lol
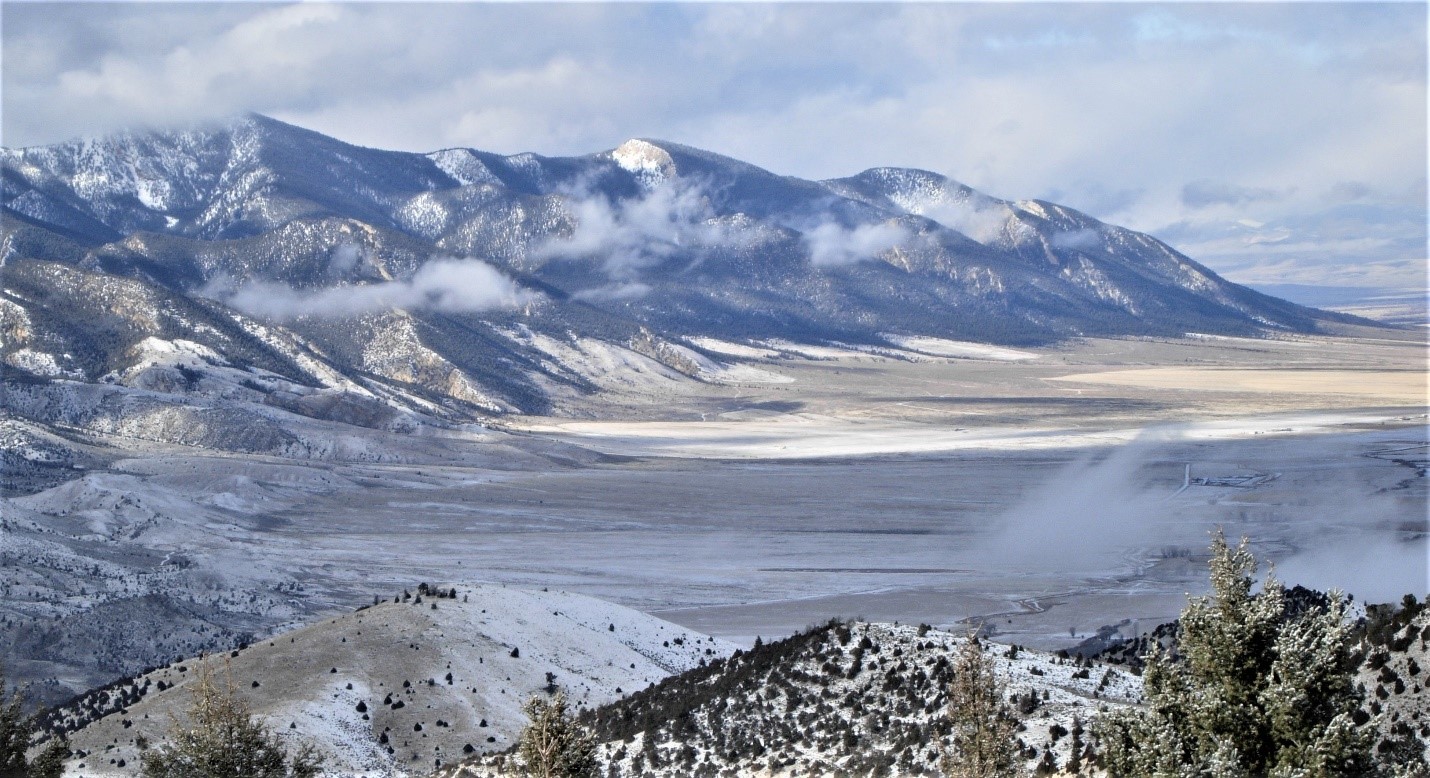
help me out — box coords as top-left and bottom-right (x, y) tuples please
(1067, 716), (1085, 775)
(516, 692), (598, 778)
(0, 663), (65, 778)
(1, 663), (28, 778)
(140, 659), (321, 778)
(26, 738), (68, 778)
(941, 635), (1022, 778)
(1094, 531), (1374, 776)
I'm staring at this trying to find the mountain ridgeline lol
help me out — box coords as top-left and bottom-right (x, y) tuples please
(2, 114), (1356, 424)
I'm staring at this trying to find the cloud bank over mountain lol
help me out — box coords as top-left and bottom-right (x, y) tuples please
(222, 258), (534, 320)
(5, 4), (1423, 293)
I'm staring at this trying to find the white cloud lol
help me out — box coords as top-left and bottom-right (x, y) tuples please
(222, 257), (534, 320)
(571, 282), (653, 303)
(916, 200), (1009, 246)
(536, 179), (751, 283)
(3, 3), (1423, 290)
(1049, 228), (1103, 252)
(802, 221), (911, 267)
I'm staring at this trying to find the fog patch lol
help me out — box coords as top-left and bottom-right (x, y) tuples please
(1181, 179), (1285, 209)
(1274, 535), (1428, 605)
(538, 179), (747, 285)
(572, 282), (652, 302)
(324, 243), (370, 279)
(1050, 228), (1103, 251)
(802, 221), (911, 267)
(972, 425), (1428, 599)
(222, 257), (534, 319)
(916, 199), (1009, 245)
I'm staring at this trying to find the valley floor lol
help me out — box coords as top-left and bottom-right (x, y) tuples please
(2, 333), (1426, 703)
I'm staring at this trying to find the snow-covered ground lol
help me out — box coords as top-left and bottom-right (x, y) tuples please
(54, 585), (736, 777)
(883, 334), (1039, 361)
(449, 620), (1142, 778)
(516, 410), (1420, 460)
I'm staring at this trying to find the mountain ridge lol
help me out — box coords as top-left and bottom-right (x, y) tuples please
(2, 114), (1379, 434)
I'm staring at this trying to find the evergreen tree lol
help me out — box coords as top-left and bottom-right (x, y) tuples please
(140, 659), (321, 778)
(516, 692), (598, 778)
(1, 663), (65, 778)
(1067, 716), (1085, 775)
(1094, 531), (1374, 776)
(941, 635), (1022, 778)
(26, 738), (67, 778)
(1, 663), (28, 778)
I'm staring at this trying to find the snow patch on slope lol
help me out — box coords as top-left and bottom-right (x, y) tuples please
(59, 586), (736, 777)
(611, 139), (677, 186)
(883, 335), (1039, 361)
(658, 342), (793, 385)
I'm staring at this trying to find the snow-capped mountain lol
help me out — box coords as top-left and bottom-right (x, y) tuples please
(2, 114), (1365, 432)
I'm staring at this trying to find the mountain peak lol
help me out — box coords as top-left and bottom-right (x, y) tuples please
(611, 138), (677, 181)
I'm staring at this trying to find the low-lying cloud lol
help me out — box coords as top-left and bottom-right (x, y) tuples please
(916, 200), (1009, 246)
(538, 179), (746, 284)
(325, 242), (369, 278)
(1181, 179), (1286, 209)
(1276, 535), (1427, 605)
(571, 281), (653, 303)
(1050, 227), (1103, 251)
(222, 257), (534, 319)
(803, 221), (911, 267)
(970, 426), (1426, 607)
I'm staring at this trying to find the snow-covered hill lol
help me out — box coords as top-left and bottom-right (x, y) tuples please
(446, 620), (1141, 778)
(35, 589), (1427, 778)
(44, 585), (735, 777)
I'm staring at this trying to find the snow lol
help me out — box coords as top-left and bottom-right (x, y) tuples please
(684, 337), (783, 360)
(759, 339), (886, 361)
(427, 149), (499, 187)
(395, 192), (453, 239)
(4, 348), (77, 378)
(882, 335), (1039, 361)
(658, 342), (793, 385)
(129, 336), (225, 363)
(451, 621), (1141, 778)
(57, 586), (736, 777)
(1051, 368), (1425, 403)
(516, 410), (1421, 460)
(610, 139), (676, 185)
(498, 326), (690, 394)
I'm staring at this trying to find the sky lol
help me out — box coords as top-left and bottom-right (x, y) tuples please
(3, 2), (1426, 293)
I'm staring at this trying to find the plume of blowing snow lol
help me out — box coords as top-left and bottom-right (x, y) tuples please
(224, 257), (534, 319)
(803, 221), (911, 267)
(973, 432), (1191, 574)
(972, 426), (1427, 605)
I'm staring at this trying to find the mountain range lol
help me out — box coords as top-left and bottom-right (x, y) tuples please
(1, 114), (1370, 434)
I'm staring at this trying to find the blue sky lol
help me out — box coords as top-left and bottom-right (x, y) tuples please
(3, 2), (1425, 292)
